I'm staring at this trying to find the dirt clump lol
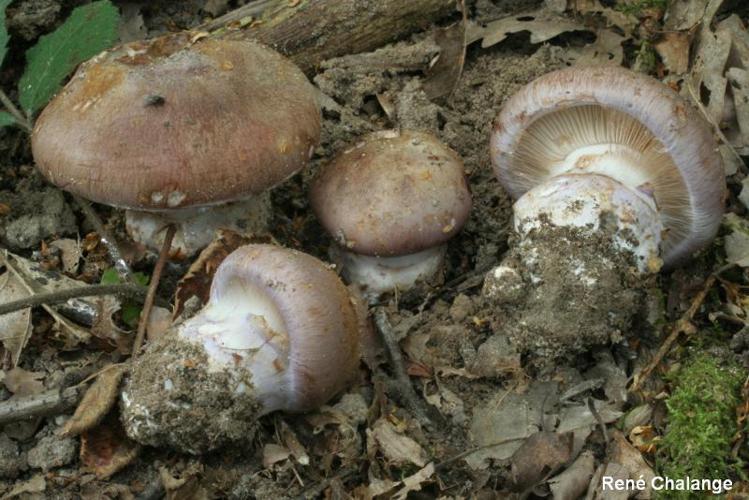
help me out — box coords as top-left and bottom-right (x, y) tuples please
(120, 330), (262, 455)
(483, 217), (655, 363)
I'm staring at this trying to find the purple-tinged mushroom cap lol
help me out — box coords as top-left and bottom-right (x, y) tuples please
(490, 65), (725, 266)
(310, 129), (472, 257)
(32, 33), (320, 211)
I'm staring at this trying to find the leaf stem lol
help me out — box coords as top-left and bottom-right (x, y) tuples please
(0, 89), (32, 133)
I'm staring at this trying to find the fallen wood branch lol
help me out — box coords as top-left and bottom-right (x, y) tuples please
(201, 0), (458, 74)
(0, 386), (81, 425)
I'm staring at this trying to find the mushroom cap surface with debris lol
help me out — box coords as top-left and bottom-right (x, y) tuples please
(31, 33), (320, 211)
(490, 65), (725, 265)
(310, 129), (472, 257)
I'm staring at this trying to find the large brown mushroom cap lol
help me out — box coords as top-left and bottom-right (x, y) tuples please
(32, 33), (320, 210)
(211, 244), (360, 412)
(310, 130), (472, 257)
(490, 65), (725, 265)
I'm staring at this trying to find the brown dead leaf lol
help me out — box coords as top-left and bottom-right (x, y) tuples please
(690, 15), (732, 124)
(1, 251), (90, 346)
(393, 462), (435, 500)
(547, 450), (595, 500)
(80, 414), (141, 479)
(629, 425), (660, 454)
(0, 271), (32, 366)
(478, 10), (589, 48)
(610, 430), (656, 487)
(160, 463), (207, 500)
(280, 420), (309, 466)
(4, 367), (44, 396)
(62, 364), (127, 437)
(262, 443), (291, 468)
(90, 296), (130, 353)
(564, 29), (625, 66)
(48, 238), (82, 275)
(510, 431), (574, 492)
(367, 418), (428, 467)
(146, 306), (172, 342)
(173, 230), (264, 318)
(654, 31), (691, 74)
(423, 0), (466, 102)
(2, 473), (46, 498)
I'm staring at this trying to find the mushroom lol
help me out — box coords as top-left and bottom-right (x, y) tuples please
(490, 65), (725, 270)
(309, 130), (472, 299)
(31, 32), (320, 257)
(483, 66), (725, 359)
(120, 244), (360, 454)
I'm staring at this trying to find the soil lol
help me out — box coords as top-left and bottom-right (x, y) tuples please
(0, 0), (746, 499)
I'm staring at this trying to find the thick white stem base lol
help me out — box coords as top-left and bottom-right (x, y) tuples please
(512, 173), (663, 273)
(330, 244), (446, 300)
(125, 193), (271, 257)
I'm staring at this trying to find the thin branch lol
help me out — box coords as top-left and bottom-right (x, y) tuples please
(373, 307), (433, 425)
(0, 89), (32, 133)
(630, 263), (734, 392)
(73, 194), (137, 284)
(0, 283), (147, 317)
(0, 386), (81, 425)
(132, 225), (176, 357)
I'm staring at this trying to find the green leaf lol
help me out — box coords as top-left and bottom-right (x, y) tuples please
(0, 110), (15, 128)
(0, 0), (11, 67)
(100, 267), (149, 287)
(120, 303), (142, 329)
(99, 267), (121, 285)
(18, 0), (119, 116)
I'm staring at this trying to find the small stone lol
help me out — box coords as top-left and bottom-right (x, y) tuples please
(27, 435), (77, 471)
(0, 434), (26, 479)
(449, 294), (474, 322)
(471, 334), (521, 378)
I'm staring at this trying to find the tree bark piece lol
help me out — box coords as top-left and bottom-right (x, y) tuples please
(201, 0), (458, 74)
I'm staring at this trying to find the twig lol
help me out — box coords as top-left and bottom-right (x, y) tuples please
(73, 194), (137, 284)
(630, 264), (733, 392)
(0, 386), (81, 425)
(587, 396), (609, 446)
(132, 225), (176, 357)
(0, 283), (147, 316)
(0, 89), (32, 133)
(373, 307), (433, 424)
(434, 436), (527, 471)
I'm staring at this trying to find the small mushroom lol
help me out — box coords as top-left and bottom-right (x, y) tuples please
(309, 130), (472, 299)
(120, 244), (360, 454)
(32, 33), (320, 257)
(490, 65), (725, 270)
(484, 66), (726, 359)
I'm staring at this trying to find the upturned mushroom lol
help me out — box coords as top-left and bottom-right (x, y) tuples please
(484, 66), (725, 358)
(310, 130), (472, 299)
(32, 32), (320, 257)
(121, 244), (360, 454)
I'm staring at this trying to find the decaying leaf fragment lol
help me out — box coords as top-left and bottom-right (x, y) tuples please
(80, 413), (141, 479)
(367, 417), (428, 467)
(173, 230), (264, 318)
(423, 0), (466, 101)
(0, 270), (32, 366)
(62, 364), (127, 437)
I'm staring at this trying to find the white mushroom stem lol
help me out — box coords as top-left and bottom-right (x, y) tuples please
(125, 193), (271, 257)
(330, 244), (446, 301)
(176, 278), (291, 414)
(512, 173), (663, 273)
